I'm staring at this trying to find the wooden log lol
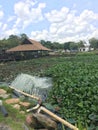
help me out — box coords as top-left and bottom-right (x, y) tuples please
(38, 106), (78, 130)
(26, 114), (43, 129)
(33, 113), (58, 130)
(26, 113), (57, 130)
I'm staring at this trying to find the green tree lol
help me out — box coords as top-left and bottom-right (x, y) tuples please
(0, 35), (20, 50)
(52, 42), (63, 50)
(64, 41), (78, 51)
(7, 35), (20, 48)
(69, 42), (78, 51)
(20, 33), (28, 42)
(40, 40), (46, 46)
(41, 40), (64, 50)
(89, 38), (98, 49)
(64, 42), (70, 50)
(40, 40), (51, 49)
(77, 40), (85, 48)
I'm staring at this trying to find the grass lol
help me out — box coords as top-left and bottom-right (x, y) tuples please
(0, 86), (34, 130)
(0, 102), (33, 130)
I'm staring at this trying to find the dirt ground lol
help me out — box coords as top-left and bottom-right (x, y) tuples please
(0, 123), (12, 130)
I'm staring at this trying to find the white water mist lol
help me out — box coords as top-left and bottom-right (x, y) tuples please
(10, 73), (52, 100)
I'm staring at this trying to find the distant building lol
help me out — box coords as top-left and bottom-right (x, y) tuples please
(79, 44), (94, 52)
(79, 45), (90, 52)
(78, 40), (95, 52)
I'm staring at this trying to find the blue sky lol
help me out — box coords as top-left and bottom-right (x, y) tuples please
(0, 0), (98, 43)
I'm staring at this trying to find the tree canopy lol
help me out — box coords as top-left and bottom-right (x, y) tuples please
(0, 34), (28, 50)
(0, 34), (98, 51)
(89, 38), (98, 49)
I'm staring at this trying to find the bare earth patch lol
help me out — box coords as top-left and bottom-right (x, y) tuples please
(0, 123), (12, 130)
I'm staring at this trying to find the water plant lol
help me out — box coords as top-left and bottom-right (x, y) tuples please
(45, 55), (98, 129)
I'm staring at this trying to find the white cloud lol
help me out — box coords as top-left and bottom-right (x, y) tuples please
(0, 7), (18, 38)
(79, 10), (98, 22)
(45, 7), (69, 23)
(0, 27), (19, 39)
(0, 0), (46, 39)
(92, 30), (98, 39)
(14, 0), (46, 29)
(4, 27), (19, 37)
(0, 8), (4, 19)
(1, 1), (98, 42)
(7, 16), (16, 22)
(31, 7), (98, 43)
(0, 22), (2, 28)
(31, 29), (49, 40)
(38, 3), (46, 8)
(2, 24), (7, 31)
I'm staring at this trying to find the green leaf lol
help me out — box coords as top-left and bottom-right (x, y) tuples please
(43, 103), (55, 111)
(77, 102), (83, 108)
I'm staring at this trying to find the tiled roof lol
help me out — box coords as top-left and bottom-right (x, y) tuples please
(6, 38), (51, 52)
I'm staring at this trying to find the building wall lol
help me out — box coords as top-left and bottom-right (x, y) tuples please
(79, 46), (90, 52)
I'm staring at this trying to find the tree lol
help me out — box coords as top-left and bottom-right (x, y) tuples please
(0, 35), (20, 49)
(64, 42), (70, 50)
(41, 40), (64, 50)
(20, 33), (28, 42)
(52, 42), (63, 50)
(89, 38), (98, 49)
(7, 35), (20, 48)
(45, 41), (53, 49)
(64, 41), (78, 51)
(77, 40), (85, 48)
(69, 42), (78, 51)
(40, 40), (46, 46)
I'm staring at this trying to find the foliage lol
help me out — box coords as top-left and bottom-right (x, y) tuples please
(0, 33), (29, 50)
(0, 34), (64, 51)
(45, 55), (98, 129)
(40, 40), (64, 50)
(89, 37), (98, 49)
(64, 41), (79, 51)
(77, 40), (85, 48)
(69, 42), (78, 50)
(1, 34), (98, 52)
(20, 33), (28, 42)
(64, 42), (71, 50)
